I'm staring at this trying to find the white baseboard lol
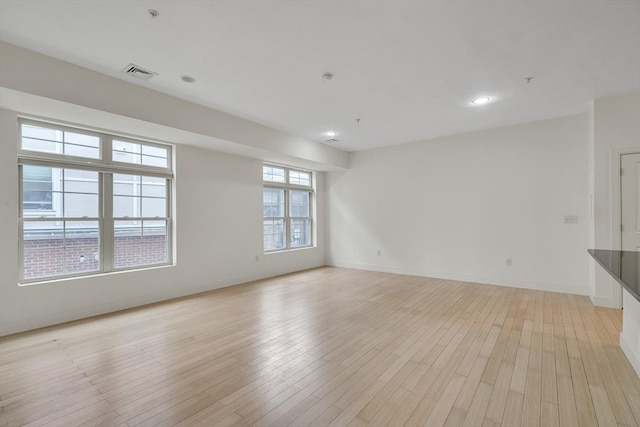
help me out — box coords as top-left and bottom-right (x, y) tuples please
(590, 294), (618, 308)
(620, 332), (640, 378)
(328, 261), (589, 296)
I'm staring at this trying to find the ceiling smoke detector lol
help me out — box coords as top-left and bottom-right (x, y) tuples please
(181, 75), (196, 83)
(322, 72), (334, 81)
(148, 9), (159, 19)
(325, 138), (339, 143)
(121, 63), (158, 80)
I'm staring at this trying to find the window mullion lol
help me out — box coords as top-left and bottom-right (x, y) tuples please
(103, 135), (112, 163)
(310, 188), (314, 247)
(166, 178), (172, 264)
(18, 165), (24, 281)
(102, 172), (114, 272)
(285, 189), (291, 249)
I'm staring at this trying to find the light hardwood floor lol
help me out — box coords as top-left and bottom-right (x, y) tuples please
(1, 267), (639, 427)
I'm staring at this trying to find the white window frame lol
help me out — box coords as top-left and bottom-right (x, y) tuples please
(18, 118), (174, 284)
(263, 163), (314, 252)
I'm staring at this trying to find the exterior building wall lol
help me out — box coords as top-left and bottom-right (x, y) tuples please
(23, 235), (166, 279)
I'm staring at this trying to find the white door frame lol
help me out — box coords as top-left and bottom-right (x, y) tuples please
(610, 147), (640, 309)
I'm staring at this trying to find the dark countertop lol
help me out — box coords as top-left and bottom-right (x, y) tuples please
(588, 249), (640, 303)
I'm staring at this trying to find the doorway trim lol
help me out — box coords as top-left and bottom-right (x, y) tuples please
(610, 147), (639, 309)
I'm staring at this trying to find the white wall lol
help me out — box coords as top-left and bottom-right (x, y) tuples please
(326, 114), (590, 295)
(0, 108), (326, 336)
(589, 93), (640, 308)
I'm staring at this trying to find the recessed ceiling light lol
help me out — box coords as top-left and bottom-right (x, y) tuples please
(181, 75), (196, 83)
(324, 131), (337, 137)
(471, 96), (493, 106)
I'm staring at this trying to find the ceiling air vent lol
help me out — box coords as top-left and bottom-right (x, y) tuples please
(121, 63), (158, 80)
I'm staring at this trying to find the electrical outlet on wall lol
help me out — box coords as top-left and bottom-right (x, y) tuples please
(564, 215), (579, 224)
(377, 249), (382, 256)
(506, 258), (512, 267)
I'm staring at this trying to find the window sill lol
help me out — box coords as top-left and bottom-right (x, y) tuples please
(264, 246), (316, 255)
(19, 263), (176, 287)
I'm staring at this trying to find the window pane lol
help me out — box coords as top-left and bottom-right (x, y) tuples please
(23, 221), (64, 279)
(113, 151), (141, 165)
(63, 169), (99, 194)
(113, 140), (168, 168)
(23, 165), (53, 211)
(263, 166), (285, 183)
(141, 146), (168, 168)
(114, 174), (141, 196)
(64, 221), (100, 274)
(23, 220), (100, 279)
(263, 188), (284, 217)
(142, 145), (167, 158)
(290, 218), (311, 247)
(64, 193), (99, 217)
(21, 124), (100, 159)
(114, 221), (142, 268)
(113, 140), (142, 165)
(22, 137), (62, 154)
(62, 131), (100, 159)
(114, 220), (167, 268)
(142, 155), (168, 168)
(64, 131), (100, 148)
(141, 177), (166, 197)
(289, 191), (310, 217)
(64, 144), (100, 159)
(23, 167), (98, 218)
(61, 168), (99, 218)
(22, 124), (61, 141)
(289, 170), (311, 187)
(23, 191), (53, 211)
(23, 165), (52, 185)
(142, 220), (167, 265)
(264, 219), (285, 251)
(21, 124), (63, 155)
(114, 196), (141, 218)
(142, 197), (166, 217)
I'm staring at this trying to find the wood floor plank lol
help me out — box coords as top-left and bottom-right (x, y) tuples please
(589, 384), (618, 427)
(521, 367), (542, 427)
(541, 401), (560, 427)
(541, 351), (558, 405)
(453, 355), (489, 413)
(501, 391), (524, 427)
(557, 375), (580, 427)
(0, 267), (638, 427)
(424, 374), (466, 426)
(462, 382), (493, 427)
(484, 362), (515, 425)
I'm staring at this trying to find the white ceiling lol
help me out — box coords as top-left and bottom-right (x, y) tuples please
(0, 1), (638, 152)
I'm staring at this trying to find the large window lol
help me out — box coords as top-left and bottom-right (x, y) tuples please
(263, 164), (313, 251)
(18, 120), (173, 282)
